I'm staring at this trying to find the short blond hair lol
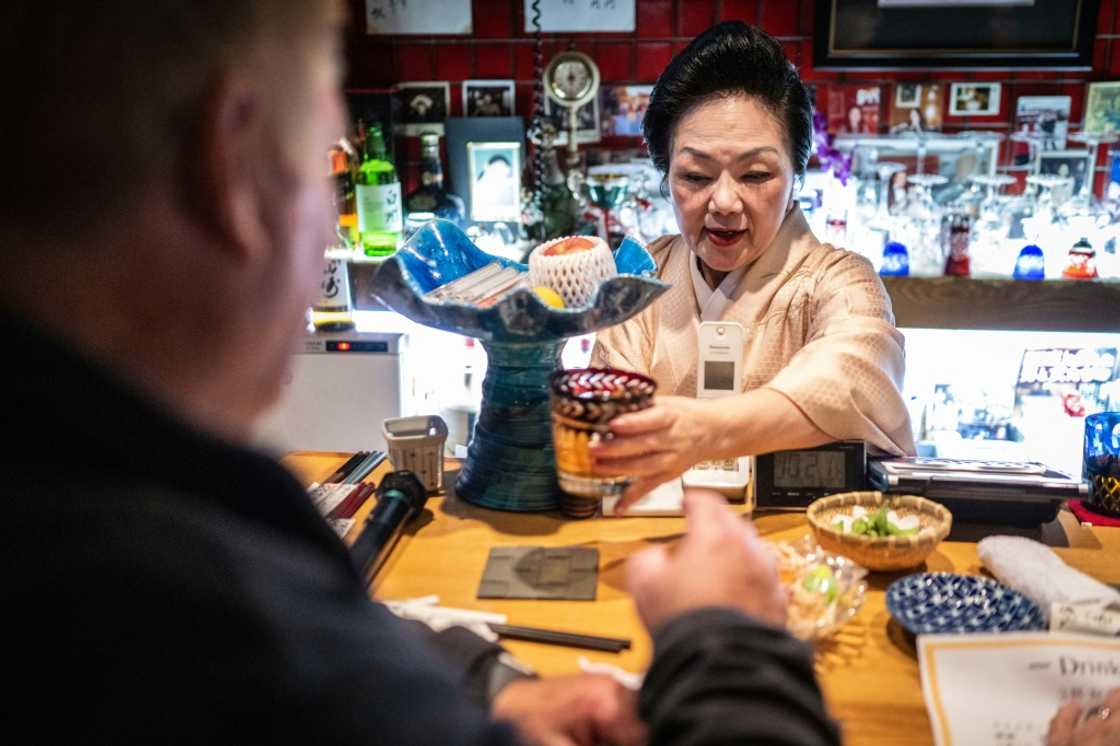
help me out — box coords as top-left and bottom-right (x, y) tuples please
(0, 1), (338, 234)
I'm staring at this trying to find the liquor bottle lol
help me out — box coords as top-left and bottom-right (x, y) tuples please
(943, 212), (971, 277)
(355, 122), (402, 257)
(405, 132), (466, 227)
(329, 142), (357, 248)
(311, 258), (355, 332)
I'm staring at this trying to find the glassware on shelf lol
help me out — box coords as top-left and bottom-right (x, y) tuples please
(1022, 174), (1074, 276)
(968, 174), (1017, 276)
(880, 240), (910, 277)
(1068, 131), (1120, 200)
(901, 173), (948, 276)
(1012, 244), (1046, 281)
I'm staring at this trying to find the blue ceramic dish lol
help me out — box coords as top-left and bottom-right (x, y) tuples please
(886, 572), (1047, 636)
(369, 220), (670, 512)
(372, 219), (669, 344)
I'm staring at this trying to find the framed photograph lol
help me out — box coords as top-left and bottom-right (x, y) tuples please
(814, 0), (1100, 70)
(395, 82), (450, 136)
(467, 142), (522, 223)
(543, 94), (601, 145)
(1037, 149), (1092, 197)
(1014, 96), (1072, 161)
(889, 83), (943, 133)
(895, 83), (921, 108)
(463, 80), (515, 118)
(948, 83), (1001, 116)
(446, 117), (524, 225)
(1084, 81), (1120, 135)
(600, 85), (653, 137)
(826, 85), (881, 134)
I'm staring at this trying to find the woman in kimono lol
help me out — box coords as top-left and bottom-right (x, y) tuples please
(591, 22), (915, 512)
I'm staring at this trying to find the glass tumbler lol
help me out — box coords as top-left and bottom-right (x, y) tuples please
(1084, 412), (1120, 516)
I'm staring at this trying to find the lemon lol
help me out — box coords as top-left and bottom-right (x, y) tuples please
(532, 286), (565, 309)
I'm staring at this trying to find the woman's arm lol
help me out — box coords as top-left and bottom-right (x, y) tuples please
(591, 388), (831, 513)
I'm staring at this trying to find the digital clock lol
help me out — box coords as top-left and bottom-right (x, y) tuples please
(752, 441), (867, 509)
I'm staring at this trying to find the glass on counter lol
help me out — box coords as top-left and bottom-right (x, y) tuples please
(1084, 412), (1120, 515)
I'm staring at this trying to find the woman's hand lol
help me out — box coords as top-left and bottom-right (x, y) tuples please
(590, 395), (720, 514)
(1047, 689), (1120, 746)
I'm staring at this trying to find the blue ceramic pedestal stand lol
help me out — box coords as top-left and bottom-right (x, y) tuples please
(369, 220), (668, 512)
(457, 341), (565, 510)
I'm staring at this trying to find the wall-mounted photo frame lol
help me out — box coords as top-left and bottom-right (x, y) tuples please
(543, 94), (601, 145)
(600, 85), (653, 137)
(445, 117), (525, 226)
(949, 83), (1001, 116)
(467, 142), (522, 223)
(1037, 149), (1093, 197)
(814, 0), (1100, 70)
(463, 80), (516, 118)
(1084, 81), (1120, 135)
(895, 83), (921, 108)
(1015, 96), (1072, 160)
(889, 84), (943, 133)
(395, 81), (451, 136)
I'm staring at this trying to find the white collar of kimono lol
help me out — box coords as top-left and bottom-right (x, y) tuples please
(687, 206), (809, 323)
(689, 249), (750, 322)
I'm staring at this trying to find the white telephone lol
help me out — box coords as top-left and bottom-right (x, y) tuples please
(683, 321), (752, 500)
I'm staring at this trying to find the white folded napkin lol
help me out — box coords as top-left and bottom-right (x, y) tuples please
(977, 535), (1120, 622)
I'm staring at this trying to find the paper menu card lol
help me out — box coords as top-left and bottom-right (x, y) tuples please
(919, 633), (1120, 746)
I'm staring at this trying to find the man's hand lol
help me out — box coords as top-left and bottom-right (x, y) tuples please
(491, 674), (646, 746)
(627, 490), (787, 632)
(1047, 689), (1120, 746)
(590, 396), (716, 514)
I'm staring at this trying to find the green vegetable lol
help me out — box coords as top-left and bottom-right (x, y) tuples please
(802, 565), (838, 604)
(835, 505), (920, 538)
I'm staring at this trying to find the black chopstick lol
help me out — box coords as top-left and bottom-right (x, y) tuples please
(345, 450), (387, 484)
(327, 451), (368, 484)
(487, 623), (631, 653)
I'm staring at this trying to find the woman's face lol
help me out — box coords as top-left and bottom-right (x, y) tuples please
(667, 94), (796, 274)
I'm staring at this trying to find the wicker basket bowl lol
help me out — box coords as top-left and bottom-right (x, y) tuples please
(806, 491), (952, 572)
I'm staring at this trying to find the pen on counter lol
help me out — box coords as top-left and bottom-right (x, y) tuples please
(346, 450), (387, 484)
(487, 623), (631, 653)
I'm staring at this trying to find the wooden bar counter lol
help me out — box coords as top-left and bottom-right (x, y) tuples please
(285, 452), (1120, 746)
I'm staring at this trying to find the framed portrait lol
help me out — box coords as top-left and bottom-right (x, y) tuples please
(543, 94), (601, 145)
(1084, 82), (1120, 135)
(463, 80), (515, 118)
(467, 142), (522, 223)
(895, 83), (921, 108)
(826, 85), (881, 134)
(600, 85), (653, 137)
(1014, 96), (1071, 160)
(948, 83), (1000, 116)
(1037, 150), (1092, 197)
(395, 81), (450, 136)
(889, 84), (943, 133)
(814, 0), (1100, 70)
(446, 117), (524, 226)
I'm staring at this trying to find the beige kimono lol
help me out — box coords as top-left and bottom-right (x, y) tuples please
(592, 207), (916, 456)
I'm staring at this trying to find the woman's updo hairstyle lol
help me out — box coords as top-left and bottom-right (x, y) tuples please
(643, 21), (813, 179)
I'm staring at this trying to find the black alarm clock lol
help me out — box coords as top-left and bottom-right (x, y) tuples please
(752, 441), (868, 509)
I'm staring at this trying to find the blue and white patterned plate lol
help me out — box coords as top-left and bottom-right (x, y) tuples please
(885, 572), (1047, 636)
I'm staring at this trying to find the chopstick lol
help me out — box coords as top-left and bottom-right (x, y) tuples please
(487, 623), (631, 653)
(325, 451), (368, 484)
(345, 450), (387, 484)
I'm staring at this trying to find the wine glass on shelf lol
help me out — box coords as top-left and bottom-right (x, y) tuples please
(1068, 131), (1120, 201)
(1023, 174), (1074, 277)
(901, 173), (948, 276)
(969, 174), (1017, 276)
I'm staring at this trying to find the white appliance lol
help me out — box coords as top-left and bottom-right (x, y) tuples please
(254, 330), (405, 454)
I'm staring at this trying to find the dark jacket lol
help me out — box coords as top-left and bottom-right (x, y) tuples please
(0, 310), (838, 745)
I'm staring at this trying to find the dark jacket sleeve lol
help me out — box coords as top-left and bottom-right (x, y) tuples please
(639, 608), (841, 746)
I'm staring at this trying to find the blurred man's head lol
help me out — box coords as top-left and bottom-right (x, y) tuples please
(0, 2), (345, 440)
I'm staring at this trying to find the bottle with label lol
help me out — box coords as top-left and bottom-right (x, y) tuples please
(943, 211), (972, 277)
(355, 122), (402, 257)
(311, 258), (355, 332)
(405, 132), (466, 227)
(329, 142), (357, 248)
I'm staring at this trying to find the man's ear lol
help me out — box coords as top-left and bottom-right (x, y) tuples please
(189, 76), (270, 265)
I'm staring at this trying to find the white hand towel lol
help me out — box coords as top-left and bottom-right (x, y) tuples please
(977, 535), (1120, 621)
